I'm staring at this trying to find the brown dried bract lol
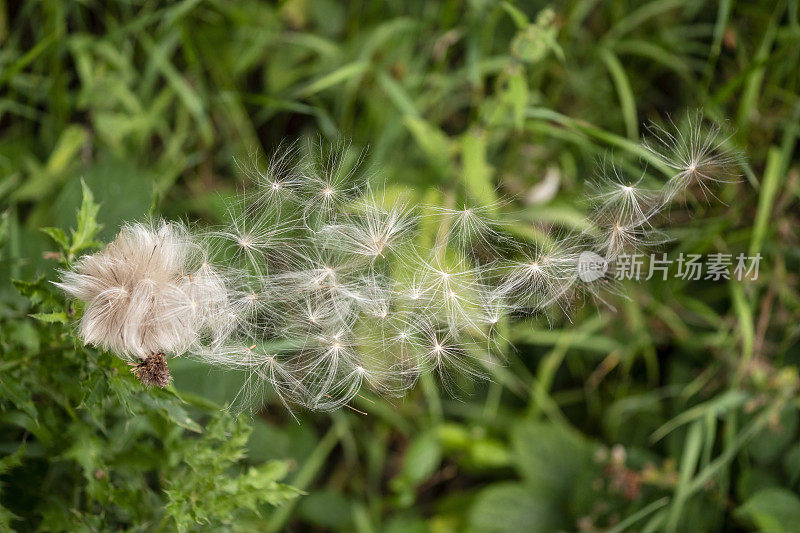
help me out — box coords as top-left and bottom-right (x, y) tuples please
(130, 353), (172, 388)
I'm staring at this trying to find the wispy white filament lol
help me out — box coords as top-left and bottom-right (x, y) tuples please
(58, 117), (740, 411)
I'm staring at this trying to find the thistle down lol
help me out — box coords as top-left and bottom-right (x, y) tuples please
(57, 115), (740, 411)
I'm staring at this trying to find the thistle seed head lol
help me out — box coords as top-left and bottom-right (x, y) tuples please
(58, 120), (740, 411)
(56, 221), (227, 360)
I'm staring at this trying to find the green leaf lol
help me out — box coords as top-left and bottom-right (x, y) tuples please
(297, 61), (369, 98)
(377, 69), (419, 117)
(298, 489), (353, 529)
(0, 380), (38, 421)
(783, 443), (800, 486)
(510, 8), (562, 64)
(737, 488), (800, 533)
(666, 420), (704, 531)
(0, 444), (25, 474)
(598, 47), (638, 139)
(468, 438), (511, 469)
(512, 421), (590, 496)
(505, 67), (528, 130)
(750, 147), (783, 255)
(399, 430), (442, 485)
(0, 210), (9, 255)
(70, 179), (102, 257)
(47, 126), (89, 177)
(748, 407), (798, 464)
(13, 276), (61, 309)
(500, 1), (529, 28)
(461, 130), (496, 206)
(650, 390), (749, 443)
(139, 389), (203, 433)
(404, 116), (455, 177)
(390, 429), (442, 506)
(165, 414), (297, 529)
(468, 482), (562, 533)
(40, 226), (70, 251)
(12, 125), (88, 200)
(437, 423), (471, 450)
(0, 444), (25, 529)
(29, 311), (69, 324)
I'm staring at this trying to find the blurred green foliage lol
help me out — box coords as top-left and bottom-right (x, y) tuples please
(1, 0), (800, 531)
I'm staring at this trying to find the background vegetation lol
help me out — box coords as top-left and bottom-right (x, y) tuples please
(1, 0), (799, 531)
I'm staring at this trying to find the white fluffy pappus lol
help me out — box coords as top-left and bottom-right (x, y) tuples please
(56, 221), (228, 364)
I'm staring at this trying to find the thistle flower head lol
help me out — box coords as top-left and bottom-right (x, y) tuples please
(57, 221), (225, 362)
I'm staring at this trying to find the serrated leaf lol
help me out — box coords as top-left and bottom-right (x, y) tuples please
(70, 179), (102, 256)
(12, 276), (61, 308)
(0, 380), (38, 421)
(139, 390), (203, 433)
(164, 414), (297, 529)
(40, 226), (70, 251)
(0, 444), (25, 529)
